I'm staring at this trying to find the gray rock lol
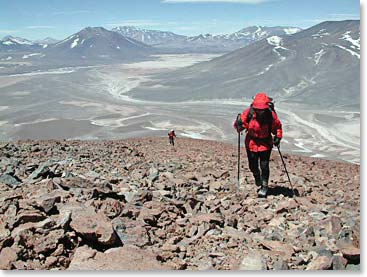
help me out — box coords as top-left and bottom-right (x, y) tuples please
(345, 264), (360, 270)
(148, 167), (159, 182)
(238, 251), (267, 270)
(28, 162), (51, 179)
(332, 255), (347, 270)
(111, 217), (127, 245)
(34, 193), (62, 213)
(0, 174), (21, 187)
(273, 258), (289, 270)
(85, 170), (101, 180)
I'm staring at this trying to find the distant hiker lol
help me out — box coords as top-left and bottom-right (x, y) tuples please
(234, 92), (283, 197)
(168, 129), (176, 146)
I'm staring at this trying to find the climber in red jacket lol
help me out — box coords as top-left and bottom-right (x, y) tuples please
(234, 92), (283, 197)
(168, 129), (176, 146)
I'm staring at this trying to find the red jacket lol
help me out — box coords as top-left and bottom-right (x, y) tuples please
(168, 131), (176, 138)
(234, 108), (283, 152)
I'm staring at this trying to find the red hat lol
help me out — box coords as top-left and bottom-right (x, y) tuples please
(252, 92), (270, 109)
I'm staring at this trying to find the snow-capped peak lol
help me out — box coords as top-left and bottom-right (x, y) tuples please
(2, 36), (34, 45)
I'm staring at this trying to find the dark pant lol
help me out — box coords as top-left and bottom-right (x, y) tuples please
(246, 149), (271, 181)
(169, 137), (174, 146)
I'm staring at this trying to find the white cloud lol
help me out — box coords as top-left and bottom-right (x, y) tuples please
(162, 0), (270, 3)
(25, 26), (55, 29)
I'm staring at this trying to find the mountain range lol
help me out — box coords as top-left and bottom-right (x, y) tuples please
(0, 24), (302, 55)
(112, 25), (302, 52)
(127, 20), (360, 109)
(0, 20), (360, 109)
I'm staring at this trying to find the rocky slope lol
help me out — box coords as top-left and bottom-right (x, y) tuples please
(0, 138), (360, 270)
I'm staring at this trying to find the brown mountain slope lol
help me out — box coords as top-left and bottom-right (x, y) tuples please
(0, 138), (360, 270)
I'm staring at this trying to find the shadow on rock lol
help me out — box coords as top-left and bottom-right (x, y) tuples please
(267, 186), (300, 197)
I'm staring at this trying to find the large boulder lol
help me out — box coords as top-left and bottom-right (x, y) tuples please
(60, 203), (116, 246)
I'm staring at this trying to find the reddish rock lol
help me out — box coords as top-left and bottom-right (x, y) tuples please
(11, 217), (56, 238)
(0, 247), (17, 270)
(189, 213), (223, 225)
(32, 229), (64, 254)
(340, 246), (360, 262)
(261, 240), (295, 257)
(32, 191), (63, 213)
(61, 203), (116, 246)
(306, 256), (332, 270)
(275, 198), (299, 214)
(318, 216), (342, 236)
(68, 245), (170, 270)
(14, 210), (46, 226)
(0, 215), (11, 240)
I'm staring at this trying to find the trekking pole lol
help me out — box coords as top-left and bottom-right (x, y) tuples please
(236, 114), (241, 191)
(276, 145), (297, 198)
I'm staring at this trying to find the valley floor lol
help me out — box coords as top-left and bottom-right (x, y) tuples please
(0, 54), (360, 164)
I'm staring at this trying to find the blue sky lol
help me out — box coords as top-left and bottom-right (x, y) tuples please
(0, 0), (360, 40)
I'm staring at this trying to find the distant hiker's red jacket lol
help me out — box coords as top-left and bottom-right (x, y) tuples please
(168, 131), (176, 138)
(234, 108), (283, 152)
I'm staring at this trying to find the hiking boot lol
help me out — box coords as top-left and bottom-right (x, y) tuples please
(258, 179), (268, 198)
(254, 174), (262, 187)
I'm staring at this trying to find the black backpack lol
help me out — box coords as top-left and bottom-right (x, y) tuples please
(246, 100), (276, 137)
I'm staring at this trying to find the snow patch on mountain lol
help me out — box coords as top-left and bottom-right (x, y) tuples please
(313, 48), (326, 65)
(340, 31), (360, 50)
(255, 64), (274, 76)
(267, 36), (288, 61)
(283, 78), (316, 96)
(335, 44), (360, 59)
(2, 40), (14, 45)
(22, 53), (43, 59)
(312, 29), (330, 39)
(252, 26), (269, 39)
(70, 37), (80, 48)
(284, 27), (301, 35)
(267, 36), (283, 47)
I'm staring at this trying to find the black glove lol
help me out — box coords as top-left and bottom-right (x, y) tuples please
(235, 118), (243, 132)
(273, 136), (281, 147)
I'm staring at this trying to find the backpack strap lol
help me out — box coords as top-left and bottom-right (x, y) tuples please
(246, 105), (255, 124)
(247, 104), (275, 137)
